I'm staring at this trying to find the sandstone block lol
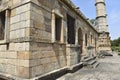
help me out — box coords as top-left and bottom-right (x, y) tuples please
(6, 51), (17, 59)
(16, 3), (30, 15)
(10, 31), (16, 39)
(31, 3), (43, 16)
(0, 52), (7, 58)
(11, 9), (16, 17)
(43, 63), (56, 73)
(25, 28), (30, 37)
(42, 51), (55, 58)
(17, 51), (30, 60)
(41, 57), (51, 64)
(29, 51), (43, 59)
(33, 20), (45, 30)
(0, 63), (7, 73)
(10, 15), (20, 24)
(17, 66), (30, 79)
(7, 59), (18, 66)
(0, 45), (7, 51)
(6, 64), (17, 75)
(18, 60), (29, 67)
(18, 29), (26, 38)
(10, 23), (20, 31)
(12, 0), (21, 5)
(9, 42), (29, 51)
(30, 65), (44, 78)
(20, 11), (30, 21)
(31, 11), (44, 23)
(0, 59), (7, 64)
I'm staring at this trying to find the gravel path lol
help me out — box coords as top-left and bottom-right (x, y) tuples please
(58, 52), (120, 80)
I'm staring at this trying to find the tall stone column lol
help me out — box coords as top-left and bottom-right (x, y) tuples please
(95, 0), (111, 51)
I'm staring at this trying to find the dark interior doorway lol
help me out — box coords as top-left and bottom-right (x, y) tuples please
(0, 11), (5, 40)
(78, 28), (83, 53)
(67, 14), (75, 44)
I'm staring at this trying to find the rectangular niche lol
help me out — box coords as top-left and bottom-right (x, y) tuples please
(0, 11), (5, 40)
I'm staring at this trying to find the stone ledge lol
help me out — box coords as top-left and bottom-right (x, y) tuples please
(34, 62), (83, 80)
(0, 63), (83, 80)
(0, 74), (14, 80)
(67, 62), (83, 73)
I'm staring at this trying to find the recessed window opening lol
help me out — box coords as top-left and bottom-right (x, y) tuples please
(0, 11), (5, 40)
(67, 14), (75, 44)
(85, 33), (87, 46)
(55, 14), (62, 42)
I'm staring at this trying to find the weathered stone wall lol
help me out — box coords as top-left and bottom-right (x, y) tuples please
(0, 0), (31, 79)
(10, 3), (31, 42)
(29, 42), (66, 78)
(0, 0), (99, 79)
(29, 2), (52, 43)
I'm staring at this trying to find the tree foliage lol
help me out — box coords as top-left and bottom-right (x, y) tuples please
(90, 19), (95, 25)
(89, 19), (97, 26)
(111, 37), (120, 46)
(111, 37), (120, 52)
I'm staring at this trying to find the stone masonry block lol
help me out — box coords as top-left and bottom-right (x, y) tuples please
(10, 15), (20, 24)
(0, 63), (7, 73)
(9, 42), (29, 51)
(12, 0), (21, 5)
(9, 43), (15, 50)
(18, 29), (26, 38)
(29, 51), (43, 59)
(43, 63), (56, 73)
(40, 57), (51, 64)
(16, 3), (30, 15)
(0, 45), (7, 51)
(10, 23), (20, 31)
(6, 64), (17, 75)
(42, 51), (55, 58)
(0, 52), (7, 58)
(29, 59), (41, 67)
(7, 59), (18, 66)
(11, 9), (16, 17)
(20, 11), (30, 21)
(0, 59), (7, 64)
(30, 65), (44, 78)
(25, 28), (30, 37)
(33, 20), (45, 30)
(31, 3), (43, 16)
(18, 60), (29, 67)
(10, 30), (16, 39)
(17, 66), (30, 79)
(17, 51), (30, 60)
(6, 51), (17, 59)
(31, 11), (44, 24)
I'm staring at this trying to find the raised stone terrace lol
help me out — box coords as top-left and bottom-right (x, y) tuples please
(57, 52), (120, 80)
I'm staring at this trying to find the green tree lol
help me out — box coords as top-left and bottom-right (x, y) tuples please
(111, 37), (120, 52)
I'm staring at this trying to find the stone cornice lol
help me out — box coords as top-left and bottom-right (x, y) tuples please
(96, 15), (106, 19)
(95, 2), (106, 6)
(60, 0), (98, 33)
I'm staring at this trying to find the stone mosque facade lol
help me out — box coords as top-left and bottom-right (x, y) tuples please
(0, 0), (111, 79)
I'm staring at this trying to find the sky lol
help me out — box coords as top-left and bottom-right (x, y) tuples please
(72, 0), (120, 40)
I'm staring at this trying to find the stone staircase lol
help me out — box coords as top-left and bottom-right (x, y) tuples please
(82, 56), (99, 68)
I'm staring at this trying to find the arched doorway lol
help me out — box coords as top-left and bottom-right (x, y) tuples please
(78, 28), (83, 53)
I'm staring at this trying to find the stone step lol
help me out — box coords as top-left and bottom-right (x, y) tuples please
(83, 57), (93, 62)
(93, 62), (100, 68)
(88, 60), (97, 65)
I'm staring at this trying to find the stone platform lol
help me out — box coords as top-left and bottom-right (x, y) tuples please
(57, 52), (120, 80)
